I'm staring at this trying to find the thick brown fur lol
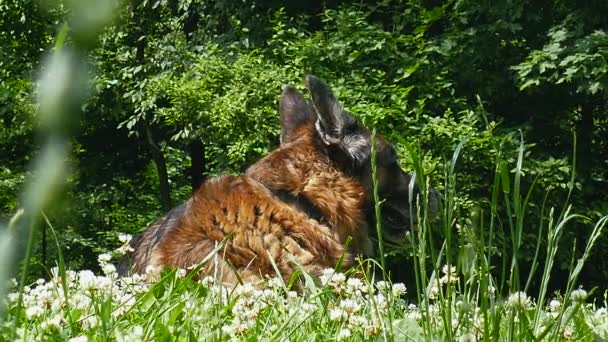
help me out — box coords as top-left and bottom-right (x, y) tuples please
(119, 75), (436, 286)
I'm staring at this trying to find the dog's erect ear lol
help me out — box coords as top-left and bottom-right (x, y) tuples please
(306, 75), (355, 145)
(279, 85), (314, 144)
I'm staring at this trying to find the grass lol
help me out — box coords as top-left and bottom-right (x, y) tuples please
(2, 120), (608, 341)
(2, 3), (608, 340)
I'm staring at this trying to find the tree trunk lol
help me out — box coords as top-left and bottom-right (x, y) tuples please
(146, 125), (172, 211)
(577, 101), (594, 184)
(189, 140), (205, 193)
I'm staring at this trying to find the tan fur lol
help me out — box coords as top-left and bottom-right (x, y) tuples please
(129, 128), (368, 285)
(121, 75), (433, 287)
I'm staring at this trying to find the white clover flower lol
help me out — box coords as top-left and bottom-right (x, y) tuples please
(115, 235), (134, 255)
(595, 308), (607, 318)
(98, 253), (112, 263)
(118, 233), (133, 244)
(376, 280), (390, 292)
(81, 315), (99, 329)
(200, 275), (215, 287)
(428, 284), (440, 300)
(78, 270), (97, 290)
(549, 299), (561, 312)
(562, 325), (574, 339)
(439, 264), (458, 285)
(69, 336), (88, 342)
(442, 264), (457, 276)
(348, 314), (367, 329)
(221, 324), (235, 335)
(392, 283), (407, 297)
(337, 328), (351, 340)
(367, 323), (382, 336)
(266, 276), (283, 289)
(25, 305), (44, 319)
(329, 307), (347, 321)
(301, 302), (317, 315)
(7, 292), (20, 304)
(346, 277), (364, 294)
(320, 268), (346, 291)
(570, 289), (587, 303)
(41, 315), (62, 330)
(235, 283), (256, 298)
(132, 325), (144, 337)
(319, 268), (335, 284)
(487, 284), (496, 296)
(36, 278), (46, 286)
(340, 299), (362, 315)
(507, 291), (532, 310)
(97, 275), (114, 291)
(373, 293), (388, 310)
(175, 269), (187, 278)
(459, 333), (477, 342)
(102, 263), (117, 276)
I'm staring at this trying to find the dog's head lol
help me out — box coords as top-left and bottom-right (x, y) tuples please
(279, 75), (439, 241)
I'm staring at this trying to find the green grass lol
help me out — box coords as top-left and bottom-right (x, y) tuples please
(2, 118), (608, 341)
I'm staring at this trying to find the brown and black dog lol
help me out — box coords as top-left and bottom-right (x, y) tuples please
(118, 75), (437, 285)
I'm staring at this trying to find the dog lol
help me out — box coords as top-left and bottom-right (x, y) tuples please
(118, 75), (437, 285)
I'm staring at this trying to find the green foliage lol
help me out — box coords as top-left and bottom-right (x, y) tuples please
(0, 0), (607, 294)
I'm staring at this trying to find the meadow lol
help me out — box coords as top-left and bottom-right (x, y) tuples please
(2, 1), (608, 341)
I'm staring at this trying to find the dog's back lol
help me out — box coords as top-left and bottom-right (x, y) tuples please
(120, 75), (435, 285)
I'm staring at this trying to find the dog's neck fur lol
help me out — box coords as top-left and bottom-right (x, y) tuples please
(246, 129), (372, 256)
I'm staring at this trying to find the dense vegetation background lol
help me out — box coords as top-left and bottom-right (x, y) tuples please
(1, 0), (607, 295)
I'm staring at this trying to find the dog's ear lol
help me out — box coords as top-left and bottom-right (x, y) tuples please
(279, 85), (314, 144)
(306, 75), (355, 145)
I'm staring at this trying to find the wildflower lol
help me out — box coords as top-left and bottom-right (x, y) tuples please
(320, 268), (346, 292)
(176, 269), (187, 278)
(427, 284), (440, 300)
(98, 253), (112, 264)
(118, 233), (132, 244)
(266, 276), (283, 289)
(116, 234), (135, 255)
(439, 264), (458, 285)
(375, 281), (390, 292)
(548, 299), (561, 312)
(235, 283), (255, 298)
(346, 277), (369, 296)
(41, 315), (62, 330)
(562, 325), (574, 339)
(69, 337), (88, 342)
(487, 284), (496, 296)
(366, 323), (382, 336)
(340, 299), (362, 315)
(200, 275), (215, 287)
(459, 333), (477, 342)
(78, 270), (97, 290)
(392, 283), (407, 297)
(81, 315), (99, 329)
(301, 302), (317, 315)
(348, 314), (367, 329)
(329, 307), (347, 321)
(507, 291), (532, 310)
(337, 328), (351, 340)
(102, 263), (117, 276)
(570, 288), (587, 304)
(7, 292), (19, 304)
(25, 305), (44, 319)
